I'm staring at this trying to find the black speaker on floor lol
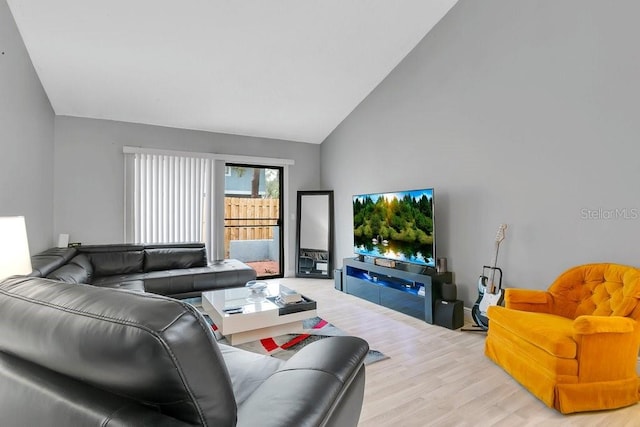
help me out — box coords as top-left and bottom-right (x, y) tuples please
(441, 283), (457, 301)
(434, 299), (464, 330)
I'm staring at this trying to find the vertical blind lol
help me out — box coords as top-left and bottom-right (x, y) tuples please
(131, 153), (209, 244)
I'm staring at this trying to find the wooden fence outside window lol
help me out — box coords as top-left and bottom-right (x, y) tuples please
(224, 197), (279, 249)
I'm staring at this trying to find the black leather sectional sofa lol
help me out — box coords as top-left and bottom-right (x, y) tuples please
(29, 242), (256, 298)
(0, 276), (369, 426)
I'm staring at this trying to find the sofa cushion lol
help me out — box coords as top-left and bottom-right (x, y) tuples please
(0, 276), (237, 426)
(91, 280), (146, 293)
(488, 305), (577, 358)
(46, 254), (94, 284)
(193, 259), (257, 290)
(68, 254), (94, 277)
(46, 264), (88, 284)
(549, 263), (640, 318)
(90, 273), (147, 287)
(144, 247), (207, 272)
(87, 251), (144, 276)
(142, 269), (199, 296)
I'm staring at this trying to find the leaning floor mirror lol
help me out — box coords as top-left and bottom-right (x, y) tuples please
(295, 190), (334, 278)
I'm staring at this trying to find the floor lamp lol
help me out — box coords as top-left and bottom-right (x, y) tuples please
(0, 216), (32, 281)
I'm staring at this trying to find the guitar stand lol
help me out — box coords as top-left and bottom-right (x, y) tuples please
(461, 325), (486, 332)
(461, 266), (503, 333)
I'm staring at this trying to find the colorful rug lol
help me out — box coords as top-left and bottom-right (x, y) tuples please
(183, 297), (388, 365)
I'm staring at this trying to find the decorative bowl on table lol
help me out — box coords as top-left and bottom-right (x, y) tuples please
(245, 280), (269, 302)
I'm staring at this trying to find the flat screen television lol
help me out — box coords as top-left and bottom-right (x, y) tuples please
(353, 188), (435, 268)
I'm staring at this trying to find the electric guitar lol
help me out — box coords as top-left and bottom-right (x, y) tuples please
(471, 224), (507, 330)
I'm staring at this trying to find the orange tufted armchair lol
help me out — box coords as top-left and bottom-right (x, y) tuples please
(485, 263), (640, 414)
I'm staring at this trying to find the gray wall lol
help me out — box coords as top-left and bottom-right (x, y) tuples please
(0, 1), (55, 253)
(53, 116), (320, 275)
(322, 0), (640, 307)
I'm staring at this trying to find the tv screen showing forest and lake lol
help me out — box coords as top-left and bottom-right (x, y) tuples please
(353, 188), (435, 268)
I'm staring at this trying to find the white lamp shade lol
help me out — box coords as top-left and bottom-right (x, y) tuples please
(0, 216), (32, 281)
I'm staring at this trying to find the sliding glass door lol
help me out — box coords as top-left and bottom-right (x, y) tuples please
(224, 164), (283, 278)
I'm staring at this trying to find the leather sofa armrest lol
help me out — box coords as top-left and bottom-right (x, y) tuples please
(505, 288), (552, 312)
(237, 336), (368, 427)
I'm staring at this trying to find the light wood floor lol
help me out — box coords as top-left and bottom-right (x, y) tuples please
(275, 277), (640, 427)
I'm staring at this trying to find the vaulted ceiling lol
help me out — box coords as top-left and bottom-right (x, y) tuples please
(8, 0), (457, 144)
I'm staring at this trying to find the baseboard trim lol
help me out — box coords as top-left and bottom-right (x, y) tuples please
(463, 306), (473, 323)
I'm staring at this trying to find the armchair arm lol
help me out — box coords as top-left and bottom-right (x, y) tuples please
(504, 288), (553, 313)
(573, 315), (635, 335)
(237, 336), (369, 427)
(572, 316), (640, 382)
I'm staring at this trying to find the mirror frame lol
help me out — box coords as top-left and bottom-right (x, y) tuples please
(295, 190), (334, 279)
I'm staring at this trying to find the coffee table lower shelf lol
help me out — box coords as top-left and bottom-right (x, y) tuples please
(212, 314), (309, 345)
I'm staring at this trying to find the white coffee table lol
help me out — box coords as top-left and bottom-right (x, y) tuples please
(201, 282), (317, 345)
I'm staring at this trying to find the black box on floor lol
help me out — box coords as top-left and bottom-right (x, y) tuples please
(434, 299), (464, 330)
